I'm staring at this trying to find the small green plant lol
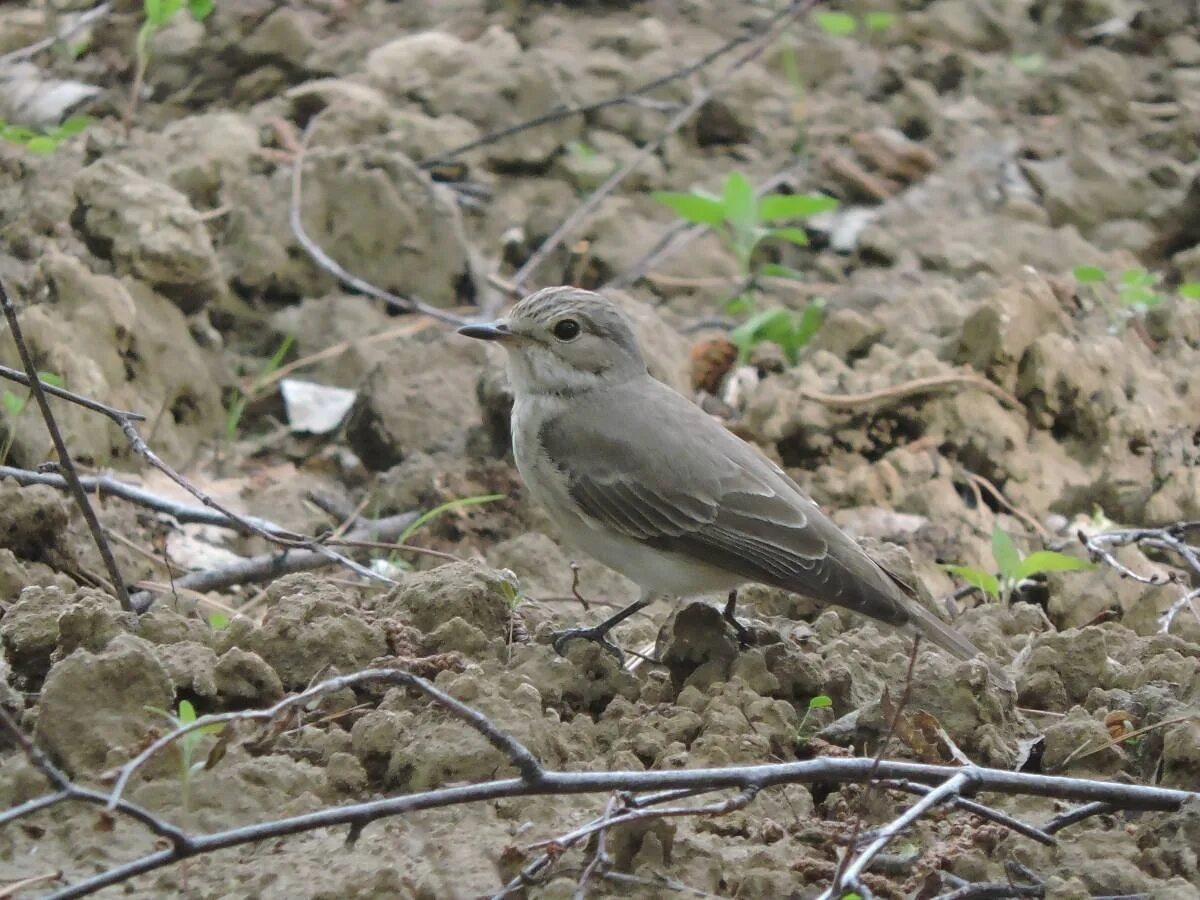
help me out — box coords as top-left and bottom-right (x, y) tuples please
(224, 334), (294, 440)
(128, 0), (215, 126)
(1, 372), (64, 464)
(0, 116), (91, 155)
(145, 699), (224, 810)
(653, 172), (837, 365)
(397, 494), (506, 545)
(942, 526), (1093, 602)
(1073, 265), (1200, 317)
(207, 612), (230, 631)
(796, 694), (833, 745)
(815, 9), (896, 37)
(497, 579), (525, 610)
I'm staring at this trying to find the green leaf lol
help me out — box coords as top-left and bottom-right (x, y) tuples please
(730, 307), (794, 353)
(398, 494), (505, 545)
(58, 116), (92, 136)
(1120, 268), (1156, 287)
(787, 299), (825, 357)
(651, 191), (727, 226)
(724, 294), (753, 316)
(178, 699), (197, 724)
(25, 136), (58, 155)
(722, 172), (757, 234)
(941, 565), (1000, 599)
(188, 0), (214, 20)
(1014, 551), (1095, 581)
(758, 193), (839, 222)
(1011, 52), (1045, 73)
(1179, 282), (1200, 300)
(808, 695), (833, 710)
(2, 390), (26, 417)
(815, 11), (858, 36)
(37, 371), (64, 388)
(759, 263), (807, 280)
(2, 126), (36, 144)
(1072, 265), (1106, 284)
(208, 612), (230, 631)
(1119, 285), (1163, 307)
(991, 527), (1021, 582)
(768, 226), (810, 247)
(864, 11), (897, 31)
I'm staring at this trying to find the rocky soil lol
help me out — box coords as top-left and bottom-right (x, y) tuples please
(1, 0), (1199, 897)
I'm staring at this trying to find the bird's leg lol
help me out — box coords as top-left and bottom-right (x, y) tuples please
(552, 590), (654, 663)
(723, 589), (753, 647)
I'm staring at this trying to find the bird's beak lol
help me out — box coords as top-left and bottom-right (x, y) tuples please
(457, 320), (515, 342)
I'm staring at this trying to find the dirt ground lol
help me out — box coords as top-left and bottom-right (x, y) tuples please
(1, 0), (1199, 897)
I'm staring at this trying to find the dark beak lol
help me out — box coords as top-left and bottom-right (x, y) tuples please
(457, 321), (514, 342)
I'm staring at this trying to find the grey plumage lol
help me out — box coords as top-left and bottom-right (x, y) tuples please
(459, 286), (995, 673)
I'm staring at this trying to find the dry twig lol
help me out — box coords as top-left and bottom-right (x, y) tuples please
(0, 667), (1194, 900)
(1, 280), (131, 610)
(511, 0), (821, 293)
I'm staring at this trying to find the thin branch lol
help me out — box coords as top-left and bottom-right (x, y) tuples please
(0, 367), (146, 422)
(103, 667), (542, 810)
(0, 2), (111, 65)
(826, 770), (977, 899)
(880, 779), (1056, 846)
(0, 280), (132, 611)
(289, 121), (470, 326)
(126, 510), (418, 611)
(416, 19), (769, 169)
(510, 0), (821, 293)
(800, 371), (1020, 411)
(4, 666), (1194, 899)
(0, 466), (292, 537)
(1042, 801), (1116, 834)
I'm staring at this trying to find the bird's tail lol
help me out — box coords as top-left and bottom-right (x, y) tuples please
(902, 597), (1015, 692)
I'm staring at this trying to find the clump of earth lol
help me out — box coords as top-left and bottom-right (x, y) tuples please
(0, 0), (1198, 897)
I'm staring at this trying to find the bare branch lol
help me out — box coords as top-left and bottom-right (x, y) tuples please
(0, 2), (111, 65)
(879, 779), (1056, 846)
(510, 0), (821, 293)
(0, 279), (132, 611)
(826, 770), (977, 899)
(289, 122), (470, 326)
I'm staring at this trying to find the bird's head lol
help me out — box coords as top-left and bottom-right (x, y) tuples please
(458, 286), (647, 396)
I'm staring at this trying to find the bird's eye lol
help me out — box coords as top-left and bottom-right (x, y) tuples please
(552, 318), (581, 341)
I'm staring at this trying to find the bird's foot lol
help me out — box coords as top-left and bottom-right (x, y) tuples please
(552, 625), (626, 664)
(723, 590), (755, 648)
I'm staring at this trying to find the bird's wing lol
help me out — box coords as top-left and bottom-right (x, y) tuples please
(538, 378), (913, 626)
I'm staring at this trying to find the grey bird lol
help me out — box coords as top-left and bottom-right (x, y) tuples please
(459, 286), (992, 672)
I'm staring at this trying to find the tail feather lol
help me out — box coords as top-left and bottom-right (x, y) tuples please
(901, 597), (1015, 692)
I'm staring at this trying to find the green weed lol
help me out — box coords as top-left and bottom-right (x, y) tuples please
(653, 171), (837, 364)
(1, 371), (64, 464)
(815, 9), (896, 37)
(0, 116), (91, 155)
(129, 0), (215, 125)
(1073, 265), (1200, 319)
(942, 526), (1093, 602)
(224, 335), (294, 441)
(796, 694), (833, 743)
(145, 699), (224, 810)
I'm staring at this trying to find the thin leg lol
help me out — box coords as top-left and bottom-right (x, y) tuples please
(723, 589), (753, 647)
(552, 590), (655, 663)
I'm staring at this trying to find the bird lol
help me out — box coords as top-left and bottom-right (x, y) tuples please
(458, 285), (998, 679)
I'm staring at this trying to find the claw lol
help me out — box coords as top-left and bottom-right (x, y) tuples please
(552, 625), (626, 664)
(723, 590), (754, 648)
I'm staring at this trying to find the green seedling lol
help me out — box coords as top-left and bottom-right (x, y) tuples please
(207, 612), (230, 631)
(497, 579), (525, 610)
(0, 116), (91, 155)
(653, 172), (836, 365)
(797, 694), (833, 743)
(397, 494), (506, 545)
(815, 10), (896, 37)
(224, 334), (294, 440)
(128, 0), (215, 126)
(942, 526), (1093, 602)
(1073, 265), (1200, 316)
(1, 371), (64, 464)
(145, 699), (224, 810)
